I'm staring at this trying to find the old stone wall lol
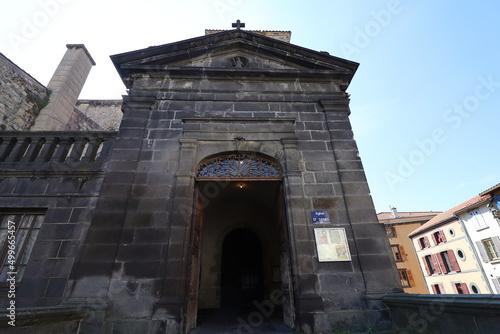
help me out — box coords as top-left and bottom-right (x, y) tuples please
(67, 70), (399, 333)
(1, 50), (122, 132)
(384, 293), (500, 333)
(0, 53), (50, 131)
(64, 107), (103, 131)
(74, 100), (123, 131)
(0, 131), (115, 311)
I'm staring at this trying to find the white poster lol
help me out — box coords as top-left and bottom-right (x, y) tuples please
(314, 228), (351, 262)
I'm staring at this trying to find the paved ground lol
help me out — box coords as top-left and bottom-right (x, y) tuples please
(188, 308), (295, 334)
(188, 308), (397, 334)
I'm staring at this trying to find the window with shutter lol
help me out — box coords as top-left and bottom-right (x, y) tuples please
(476, 240), (491, 263)
(454, 283), (470, 294)
(422, 256), (431, 275)
(447, 250), (461, 272)
(438, 251), (450, 273)
(399, 245), (407, 261)
(431, 284), (444, 294)
(406, 269), (415, 286)
(418, 237), (426, 250)
(391, 245), (403, 262)
(470, 209), (488, 229)
(398, 269), (411, 287)
(439, 230), (447, 243)
(431, 254), (442, 274)
(492, 237), (500, 257)
(482, 238), (500, 261)
(424, 236), (431, 248)
(432, 231), (441, 245)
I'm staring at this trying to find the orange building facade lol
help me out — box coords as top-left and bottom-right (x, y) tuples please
(378, 209), (439, 294)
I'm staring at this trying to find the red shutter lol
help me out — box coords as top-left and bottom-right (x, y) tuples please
(439, 230), (447, 243)
(424, 236), (431, 248)
(460, 283), (470, 294)
(436, 252), (448, 274)
(431, 284), (438, 294)
(422, 256), (431, 275)
(447, 250), (461, 272)
(452, 283), (459, 293)
(407, 269), (415, 287)
(400, 245), (407, 261)
(432, 233), (438, 245)
(439, 284), (445, 294)
(431, 254), (442, 274)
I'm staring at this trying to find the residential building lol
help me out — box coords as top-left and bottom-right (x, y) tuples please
(409, 196), (492, 295)
(378, 208), (439, 293)
(456, 184), (500, 293)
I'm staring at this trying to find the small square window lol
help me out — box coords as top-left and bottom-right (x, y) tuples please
(483, 238), (500, 261)
(391, 245), (403, 262)
(386, 227), (396, 238)
(398, 269), (412, 287)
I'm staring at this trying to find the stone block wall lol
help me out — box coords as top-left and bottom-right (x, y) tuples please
(0, 53), (50, 131)
(64, 107), (103, 131)
(67, 66), (400, 332)
(384, 293), (500, 334)
(0, 131), (115, 311)
(74, 100), (123, 131)
(1, 47), (121, 132)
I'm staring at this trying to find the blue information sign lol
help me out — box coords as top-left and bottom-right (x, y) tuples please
(311, 211), (330, 224)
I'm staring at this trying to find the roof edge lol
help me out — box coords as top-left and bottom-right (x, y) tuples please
(480, 183), (500, 196)
(110, 29), (359, 83)
(408, 217), (458, 238)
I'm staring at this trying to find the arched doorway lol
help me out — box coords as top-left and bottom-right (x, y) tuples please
(184, 152), (295, 333)
(221, 228), (263, 308)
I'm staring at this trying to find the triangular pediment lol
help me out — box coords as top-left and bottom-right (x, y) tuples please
(159, 47), (304, 70)
(111, 30), (358, 86)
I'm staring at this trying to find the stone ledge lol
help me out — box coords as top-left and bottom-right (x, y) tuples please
(0, 303), (106, 329)
(183, 117), (296, 124)
(383, 292), (500, 314)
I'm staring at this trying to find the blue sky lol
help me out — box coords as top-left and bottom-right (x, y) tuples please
(1, 0), (499, 213)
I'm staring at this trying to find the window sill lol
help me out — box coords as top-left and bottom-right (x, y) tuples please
(476, 226), (490, 232)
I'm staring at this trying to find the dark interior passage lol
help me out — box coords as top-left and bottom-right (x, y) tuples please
(221, 228), (263, 307)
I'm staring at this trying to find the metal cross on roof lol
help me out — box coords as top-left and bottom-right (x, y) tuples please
(232, 20), (245, 30)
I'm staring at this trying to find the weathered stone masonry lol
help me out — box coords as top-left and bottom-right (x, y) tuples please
(0, 29), (402, 333)
(0, 131), (114, 317)
(63, 30), (402, 333)
(0, 53), (50, 131)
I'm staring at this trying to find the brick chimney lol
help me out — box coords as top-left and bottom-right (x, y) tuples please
(32, 44), (95, 131)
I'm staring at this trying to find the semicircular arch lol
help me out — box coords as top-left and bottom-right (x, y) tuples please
(196, 151), (283, 180)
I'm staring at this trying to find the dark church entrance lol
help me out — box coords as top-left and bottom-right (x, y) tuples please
(221, 228), (264, 308)
(184, 153), (295, 333)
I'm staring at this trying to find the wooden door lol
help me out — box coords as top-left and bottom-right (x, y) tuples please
(184, 187), (203, 333)
(278, 183), (295, 329)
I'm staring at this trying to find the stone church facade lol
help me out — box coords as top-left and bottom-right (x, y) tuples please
(0, 28), (401, 333)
